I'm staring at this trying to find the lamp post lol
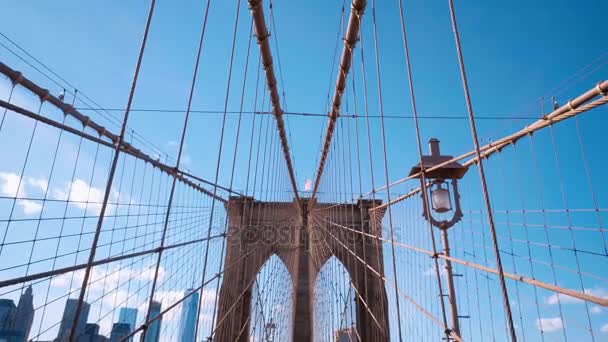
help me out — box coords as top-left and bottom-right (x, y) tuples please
(409, 138), (468, 338)
(264, 319), (276, 342)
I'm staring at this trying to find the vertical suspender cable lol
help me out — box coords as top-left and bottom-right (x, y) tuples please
(196, 0), (242, 339)
(69, 1), (157, 340)
(395, 0), (452, 340)
(143, 0), (213, 339)
(446, 0), (517, 340)
(368, 1), (403, 340)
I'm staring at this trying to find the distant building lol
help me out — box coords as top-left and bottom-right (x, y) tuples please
(109, 323), (130, 342)
(143, 302), (161, 342)
(14, 286), (34, 340)
(334, 327), (357, 342)
(0, 286), (35, 341)
(78, 323), (109, 342)
(117, 308), (137, 342)
(0, 299), (16, 332)
(178, 289), (199, 342)
(55, 299), (90, 341)
(84, 324), (100, 336)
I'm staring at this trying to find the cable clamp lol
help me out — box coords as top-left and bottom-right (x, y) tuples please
(567, 100), (575, 111)
(597, 82), (607, 96)
(39, 89), (50, 103)
(11, 72), (23, 86)
(351, 3), (365, 17)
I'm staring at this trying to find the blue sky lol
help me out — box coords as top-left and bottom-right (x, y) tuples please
(1, 0), (608, 340)
(1, 0), (605, 188)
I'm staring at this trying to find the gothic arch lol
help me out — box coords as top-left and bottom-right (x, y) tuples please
(312, 256), (358, 341)
(215, 196), (389, 342)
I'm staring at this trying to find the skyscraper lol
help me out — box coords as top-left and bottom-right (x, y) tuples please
(117, 308), (137, 342)
(0, 299), (18, 342)
(178, 289), (199, 342)
(14, 286), (34, 340)
(109, 323), (130, 342)
(0, 299), (16, 332)
(0, 287), (35, 341)
(143, 301), (161, 342)
(79, 323), (109, 342)
(55, 298), (90, 341)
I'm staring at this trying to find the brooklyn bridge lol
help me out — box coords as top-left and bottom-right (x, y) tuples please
(0, 0), (607, 341)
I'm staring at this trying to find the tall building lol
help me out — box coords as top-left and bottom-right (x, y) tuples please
(0, 298), (19, 342)
(109, 323), (130, 342)
(0, 299), (16, 332)
(14, 286), (34, 340)
(117, 308), (137, 342)
(178, 289), (199, 342)
(0, 287), (35, 341)
(55, 298), (90, 341)
(143, 301), (161, 342)
(79, 323), (109, 342)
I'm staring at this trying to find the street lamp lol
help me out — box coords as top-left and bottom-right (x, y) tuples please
(409, 138), (468, 338)
(264, 319), (276, 342)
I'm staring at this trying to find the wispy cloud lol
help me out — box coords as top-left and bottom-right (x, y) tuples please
(52, 178), (134, 215)
(53, 178), (107, 214)
(0, 171), (45, 215)
(535, 317), (563, 332)
(601, 323), (608, 333)
(19, 199), (43, 214)
(28, 177), (49, 192)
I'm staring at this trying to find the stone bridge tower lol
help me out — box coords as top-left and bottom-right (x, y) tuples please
(215, 196), (389, 341)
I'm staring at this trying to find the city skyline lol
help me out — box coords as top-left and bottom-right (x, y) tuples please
(0, 286), (34, 342)
(0, 288), (167, 341)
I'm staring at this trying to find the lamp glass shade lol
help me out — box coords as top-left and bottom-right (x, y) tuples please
(431, 186), (451, 213)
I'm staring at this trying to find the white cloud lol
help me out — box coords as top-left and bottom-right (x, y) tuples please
(0, 171), (45, 215)
(0, 171), (25, 197)
(28, 176), (49, 192)
(19, 199), (43, 214)
(535, 317), (563, 332)
(546, 288), (608, 305)
(52, 178), (135, 216)
(53, 178), (106, 214)
(591, 306), (602, 314)
(601, 323), (608, 333)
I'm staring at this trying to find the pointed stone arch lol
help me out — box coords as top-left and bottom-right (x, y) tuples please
(312, 255), (358, 340)
(215, 196), (389, 342)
